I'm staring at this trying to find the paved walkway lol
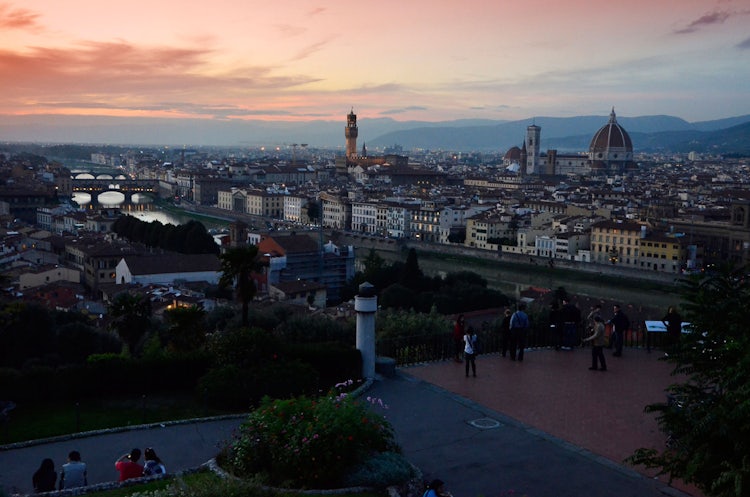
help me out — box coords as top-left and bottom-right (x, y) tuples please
(0, 347), (702, 497)
(395, 347), (701, 497)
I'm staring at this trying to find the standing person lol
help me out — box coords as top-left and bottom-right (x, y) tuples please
(583, 315), (608, 371)
(584, 304), (603, 347)
(608, 304), (630, 357)
(561, 298), (582, 349)
(143, 447), (166, 476)
(549, 302), (563, 350)
(464, 326), (477, 377)
(509, 303), (531, 362)
(453, 314), (466, 362)
(115, 448), (144, 481)
(59, 450), (87, 490)
(662, 306), (683, 350)
(32, 458), (57, 493)
(500, 309), (512, 358)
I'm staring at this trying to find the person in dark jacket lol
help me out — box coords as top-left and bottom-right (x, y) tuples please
(560, 298), (582, 349)
(500, 309), (512, 357)
(608, 304), (630, 357)
(662, 306), (683, 350)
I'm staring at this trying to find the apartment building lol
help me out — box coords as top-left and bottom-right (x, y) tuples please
(410, 200), (442, 242)
(590, 219), (644, 267)
(319, 192), (350, 230)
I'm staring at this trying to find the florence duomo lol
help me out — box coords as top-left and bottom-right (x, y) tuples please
(504, 108), (636, 176)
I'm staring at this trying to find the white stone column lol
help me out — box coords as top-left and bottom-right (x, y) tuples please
(355, 282), (377, 379)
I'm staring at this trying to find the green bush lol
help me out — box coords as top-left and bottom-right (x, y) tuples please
(342, 451), (416, 488)
(0, 367), (22, 399)
(197, 360), (320, 411)
(283, 342), (362, 387)
(223, 389), (398, 489)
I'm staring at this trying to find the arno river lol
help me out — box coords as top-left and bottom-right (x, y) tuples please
(375, 251), (680, 311)
(98, 197), (679, 311)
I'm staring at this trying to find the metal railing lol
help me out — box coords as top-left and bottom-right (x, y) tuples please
(377, 323), (667, 367)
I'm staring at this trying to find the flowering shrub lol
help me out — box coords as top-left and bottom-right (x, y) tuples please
(221, 385), (399, 489)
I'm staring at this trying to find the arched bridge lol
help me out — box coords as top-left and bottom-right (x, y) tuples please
(71, 178), (160, 196)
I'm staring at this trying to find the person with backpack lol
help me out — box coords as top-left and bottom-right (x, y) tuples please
(509, 303), (531, 362)
(464, 326), (478, 377)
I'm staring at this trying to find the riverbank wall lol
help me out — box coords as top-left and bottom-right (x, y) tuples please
(330, 233), (681, 286)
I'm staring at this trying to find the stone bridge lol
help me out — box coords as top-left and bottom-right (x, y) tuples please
(71, 178), (160, 196)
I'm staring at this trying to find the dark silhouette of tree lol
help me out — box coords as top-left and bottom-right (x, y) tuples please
(0, 302), (56, 368)
(219, 246), (266, 327)
(379, 283), (413, 310)
(400, 248), (424, 290)
(164, 305), (207, 352)
(108, 292), (152, 357)
(57, 321), (120, 364)
(447, 230), (466, 243)
(306, 201), (321, 223)
(112, 217), (218, 254)
(628, 266), (750, 497)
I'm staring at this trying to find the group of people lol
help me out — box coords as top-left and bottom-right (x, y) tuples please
(32, 447), (166, 493)
(454, 299), (680, 375)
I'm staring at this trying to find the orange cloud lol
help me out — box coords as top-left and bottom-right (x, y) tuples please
(0, 2), (40, 30)
(0, 40), (322, 118)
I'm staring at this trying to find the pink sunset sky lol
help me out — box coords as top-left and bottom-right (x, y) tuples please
(1, 0), (749, 124)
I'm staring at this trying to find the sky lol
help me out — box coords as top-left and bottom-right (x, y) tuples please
(1, 0), (749, 127)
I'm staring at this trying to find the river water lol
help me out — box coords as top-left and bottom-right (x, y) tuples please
(97, 199), (679, 310)
(73, 192), (225, 228)
(376, 251), (680, 311)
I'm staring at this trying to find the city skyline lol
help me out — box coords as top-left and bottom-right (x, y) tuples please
(1, 0), (749, 133)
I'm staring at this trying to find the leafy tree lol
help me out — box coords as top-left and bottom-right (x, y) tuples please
(57, 321), (120, 364)
(306, 200), (321, 223)
(447, 230), (466, 244)
(219, 245), (266, 327)
(0, 302), (56, 368)
(379, 283), (414, 310)
(108, 292), (152, 357)
(400, 248), (424, 290)
(376, 307), (451, 341)
(628, 266), (750, 497)
(164, 305), (207, 352)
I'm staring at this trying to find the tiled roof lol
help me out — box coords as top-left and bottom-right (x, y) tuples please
(122, 253), (220, 275)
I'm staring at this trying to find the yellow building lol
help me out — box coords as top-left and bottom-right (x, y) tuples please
(591, 219), (643, 267)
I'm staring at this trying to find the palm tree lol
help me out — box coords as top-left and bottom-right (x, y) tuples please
(219, 245), (266, 327)
(108, 292), (152, 356)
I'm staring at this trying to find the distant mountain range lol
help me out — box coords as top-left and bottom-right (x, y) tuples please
(1, 113), (749, 154)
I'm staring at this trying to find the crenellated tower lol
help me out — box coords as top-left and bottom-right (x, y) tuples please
(345, 108), (359, 159)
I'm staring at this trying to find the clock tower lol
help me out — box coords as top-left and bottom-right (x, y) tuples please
(345, 108), (359, 159)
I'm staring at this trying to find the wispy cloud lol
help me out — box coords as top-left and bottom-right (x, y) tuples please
(0, 41), (320, 104)
(381, 106), (428, 115)
(674, 10), (732, 34)
(738, 36), (750, 49)
(290, 35), (336, 61)
(0, 2), (40, 30)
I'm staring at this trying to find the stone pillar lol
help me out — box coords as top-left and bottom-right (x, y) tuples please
(355, 282), (377, 379)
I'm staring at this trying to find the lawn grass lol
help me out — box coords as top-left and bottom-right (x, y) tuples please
(1, 393), (236, 445)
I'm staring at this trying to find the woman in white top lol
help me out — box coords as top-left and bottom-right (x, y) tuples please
(142, 448), (166, 476)
(464, 327), (478, 377)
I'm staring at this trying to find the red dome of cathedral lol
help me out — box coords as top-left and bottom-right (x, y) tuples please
(504, 146), (521, 161)
(588, 108), (635, 172)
